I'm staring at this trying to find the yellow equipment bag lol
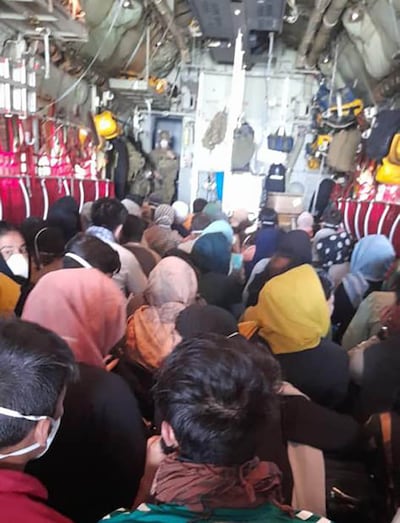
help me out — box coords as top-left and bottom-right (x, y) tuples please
(388, 134), (400, 167)
(376, 156), (400, 185)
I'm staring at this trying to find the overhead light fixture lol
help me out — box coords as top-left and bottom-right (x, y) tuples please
(234, 9), (241, 15)
(347, 6), (364, 22)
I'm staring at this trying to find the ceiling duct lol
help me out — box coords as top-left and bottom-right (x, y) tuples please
(0, 0), (88, 41)
(243, 0), (286, 33)
(187, 0), (235, 41)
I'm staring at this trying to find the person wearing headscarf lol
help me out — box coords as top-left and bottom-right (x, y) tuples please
(175, 304), (238, 339)
(203, 201), (227, 222)
(342, 289), (398, 351)
(245, 230), (312, 307)
(332, 234), (396, 343)
(23, 268), (126, 366)
(143, 204), (182, 257)
(297, 211), (314, 238)
(245, 208), (283, 281)
(172, 201), (190, 237)
(22, 268), (146, 523)
(200, 219), (234, 244)
(126, 257), (198, 371)
(178, 212), (211, 254)
(47, 196), (81, 243)
(191, 232), (243, 316)
(0, 221), (32, 316)
(122, 198), (143, 218)
(242, 265), (349, 408)
(312, 206), (352, 286)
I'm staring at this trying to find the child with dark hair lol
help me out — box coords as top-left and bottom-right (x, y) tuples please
(101, 334), (328, 522)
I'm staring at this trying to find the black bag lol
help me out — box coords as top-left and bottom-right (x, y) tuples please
(366, 110), (400, 162)
(325, 457), (381, 523)
(265, 163), (286, 193)
(365, 412), (400, 522)
(110, 347), (155, 422)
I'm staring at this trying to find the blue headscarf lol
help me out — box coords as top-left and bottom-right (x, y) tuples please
(191, 233), (231, 275)
(253, 228), (282, 265)
(350, 234), (395, 282)
(201, 220), (233, 245)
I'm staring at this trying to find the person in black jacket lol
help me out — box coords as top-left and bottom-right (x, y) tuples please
(27, 364), (146, 523)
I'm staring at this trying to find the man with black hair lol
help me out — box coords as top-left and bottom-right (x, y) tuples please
(102, 334), (326, 522)
(0, 319), (76, 522)
(120, 215), (160, 277)
(87, 198), (147, 296)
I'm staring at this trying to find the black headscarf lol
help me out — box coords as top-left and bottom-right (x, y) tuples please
(47, 196), (81, 243)
(246, 230), (313, 307)
(176, 304), (237, 338)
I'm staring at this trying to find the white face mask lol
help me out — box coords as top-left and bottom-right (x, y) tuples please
(64, 252), (92, 269)
(6, 253), (29, 279)
(0, 406), (61, 460)
(160, 139), (169, 149)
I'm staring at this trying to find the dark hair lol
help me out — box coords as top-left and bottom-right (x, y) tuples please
(0, 221), (20, 238)
(259, 207), (278, 228)
(20, 217), (46, 251)
(276, 230), (312, 265)
(64, 233), (121, 275)
(321, 206), (343, 228)
(20, 219), (65, 268)
(126, 194), (144, 207)
(91, 198), (128, 232)
(394, 272), (400, 305)
(154, 334), (280, 466)
(154, 334), (279, 466)
(47, 196), (81, 242)
(120, 215), (146, 244)
(246, 255), (295, 307)
(0, 319), (76, 449)
(176, 305), (237, 339)
(193, 198), (208, 214)
(191, 212), (211, 232)
(316, 269), (334, 300)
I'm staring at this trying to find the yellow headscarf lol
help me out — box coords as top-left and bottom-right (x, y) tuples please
(242, 265), (330, 354)
(0, 273), (20, 316)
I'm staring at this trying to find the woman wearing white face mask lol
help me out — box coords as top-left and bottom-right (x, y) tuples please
(0, 221), (32, 317)
(0, 221), (29, 280)
(0, 319), (76, 523)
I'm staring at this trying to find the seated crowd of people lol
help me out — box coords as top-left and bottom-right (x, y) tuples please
(0, 193), (399, 522)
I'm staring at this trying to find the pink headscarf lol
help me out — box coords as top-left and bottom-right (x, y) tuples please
(22, 268), (126, 367)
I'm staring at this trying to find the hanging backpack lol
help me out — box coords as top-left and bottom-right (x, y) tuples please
(327, 128), (361, 173)
(231, 122), (256, 171)
(264, 163), (286, 193)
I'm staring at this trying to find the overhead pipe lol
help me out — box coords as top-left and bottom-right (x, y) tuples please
(306, 0), (349, 68)
(373, 67), (400, 103)
(296, 0), (331, 68)
(150, 0), (191, 64)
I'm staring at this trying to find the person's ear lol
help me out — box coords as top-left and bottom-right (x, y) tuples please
(114, 224), (123, 241)
(161, 421), (178, 448)
(33, 418), (51, 448)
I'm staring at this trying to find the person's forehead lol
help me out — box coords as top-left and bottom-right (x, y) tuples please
(0, 231), (25, 245)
